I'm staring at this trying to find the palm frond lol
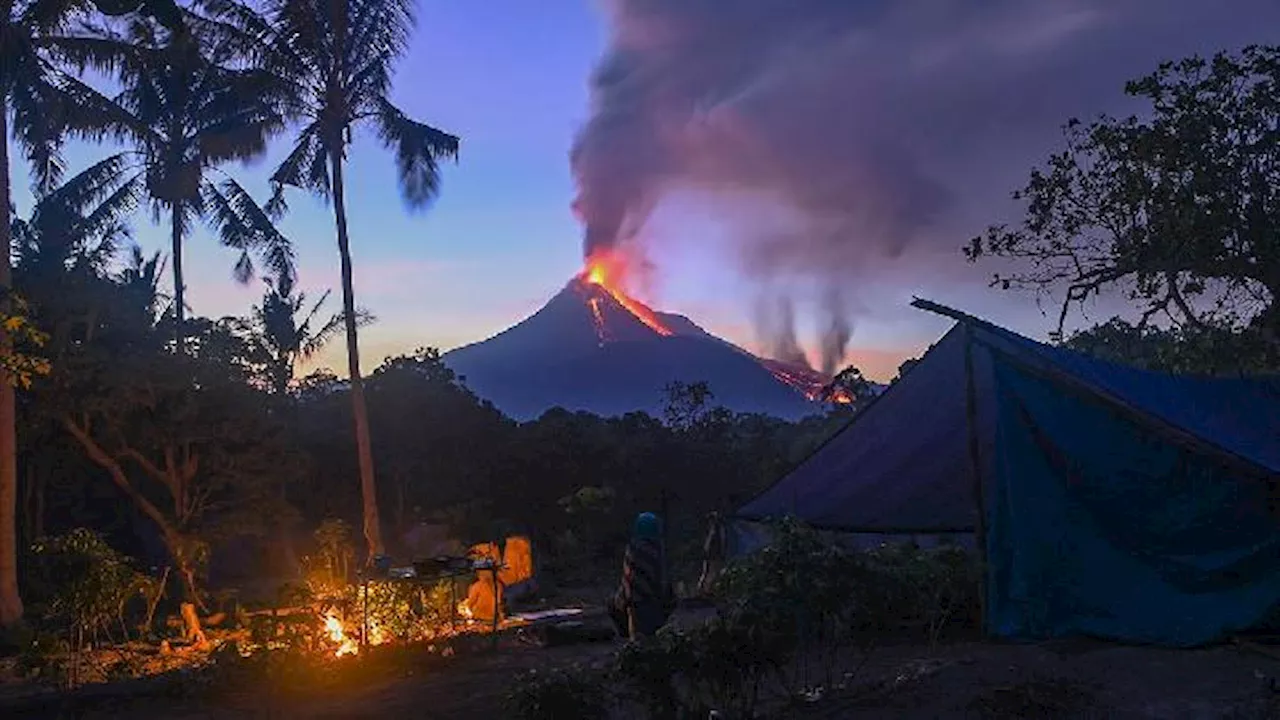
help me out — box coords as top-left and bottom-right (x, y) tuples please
(203, 178), (296, 285)
(184, 0), (279, 69)
(52, 68), (155, 145)
(8, 64), (68, 194)
(36, 31), (144, 79)
(18, 0), (95, 35)
(347, 0), (414, 73)
(192, 68), (287, 165)
(374, 97), (459, 210)
(36, 152), (140, 219)
(346, 50), (395, 114)
(70, 171), (144, 248)
(268, 121), (329, 211)
(299, 288), (332, 330)
(300, 306), (373, 360)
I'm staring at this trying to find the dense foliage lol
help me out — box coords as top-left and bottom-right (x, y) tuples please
(967, 45), (1280, 375)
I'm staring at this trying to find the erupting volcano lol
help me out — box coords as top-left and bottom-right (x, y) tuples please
(443, 250), (835, 421)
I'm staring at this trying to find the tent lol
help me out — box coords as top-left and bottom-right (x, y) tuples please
(733, 299), (1280, 646)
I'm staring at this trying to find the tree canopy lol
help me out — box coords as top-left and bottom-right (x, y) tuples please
(966, 45), (1280, 372)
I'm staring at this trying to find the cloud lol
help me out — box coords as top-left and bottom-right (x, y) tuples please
(570, 0), (1280, 366)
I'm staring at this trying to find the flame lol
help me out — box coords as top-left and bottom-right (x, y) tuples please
(457, 599), (474, 621)
(325, 613), (359, 657)
(579, 249), (673, 337)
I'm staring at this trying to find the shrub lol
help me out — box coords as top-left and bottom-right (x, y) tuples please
(849, 543), (980, 641)
(26, 528), (154, 647)
(613, 616), (784, 719)
(614, 633), (691, 719)
(506, 663), (611, 720)
(713, 517), (857, 692)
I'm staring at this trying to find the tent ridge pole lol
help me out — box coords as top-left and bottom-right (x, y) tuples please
(963, 322), (990, 637)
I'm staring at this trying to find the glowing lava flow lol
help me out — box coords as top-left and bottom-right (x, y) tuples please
(758, 358), (850, 403)
(579, 251), (673, 337)
(587, 297), (609, 344)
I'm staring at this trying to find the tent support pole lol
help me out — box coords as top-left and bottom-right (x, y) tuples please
(963, 323), (990, 637)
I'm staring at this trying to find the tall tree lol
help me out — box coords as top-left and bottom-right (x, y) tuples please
(79, 9), (295, 353)
(965, 45), (1280, 355)
(261, 0), (460, 558)
(0, 0), (136, 627)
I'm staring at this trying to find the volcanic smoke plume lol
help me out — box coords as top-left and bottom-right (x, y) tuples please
(571, 0), (1280, 371)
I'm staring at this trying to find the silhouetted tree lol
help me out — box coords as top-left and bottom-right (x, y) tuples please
(251, 274), (370, 394)
(259, 0), (461, 559)
(75, 11), (294, 353)
(966, 45), (1280, 363)
(0, 0), (139, 625)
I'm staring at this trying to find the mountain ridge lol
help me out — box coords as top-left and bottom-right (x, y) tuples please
(442, 275), (828, 421)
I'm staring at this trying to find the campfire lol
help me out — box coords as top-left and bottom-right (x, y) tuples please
(324, 613), (359, 657)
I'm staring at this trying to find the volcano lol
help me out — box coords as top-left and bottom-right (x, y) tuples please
(443, 256), (836, 421)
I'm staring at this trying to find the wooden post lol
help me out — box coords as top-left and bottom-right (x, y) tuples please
(491, 537), (501, 646)
(361, 577), (369, 648)
(962, 323), (990, 636)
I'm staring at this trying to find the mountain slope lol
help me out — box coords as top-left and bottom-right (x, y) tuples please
(443, 275), (823, 421)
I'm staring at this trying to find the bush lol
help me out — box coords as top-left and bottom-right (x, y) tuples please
(506, 663), (611, 720)
(713, 517), (857, 693)
(614, 633), (691, 719)
(849, 542), (980, 641)
(613, 615), (784, 719)
(26, 528), (155, 647)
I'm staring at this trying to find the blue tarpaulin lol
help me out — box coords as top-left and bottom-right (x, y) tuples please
(735, 304), (1280, 646)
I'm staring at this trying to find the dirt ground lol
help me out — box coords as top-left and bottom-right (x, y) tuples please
(6, 616), (1280, 719)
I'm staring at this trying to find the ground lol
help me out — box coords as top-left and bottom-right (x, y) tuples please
(4, 611), (1278, 719)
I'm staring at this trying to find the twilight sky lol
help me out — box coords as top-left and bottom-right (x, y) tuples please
(11, 0), (1280, 381)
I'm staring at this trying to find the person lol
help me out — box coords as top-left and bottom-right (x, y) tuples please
(610, 512), (675, 639)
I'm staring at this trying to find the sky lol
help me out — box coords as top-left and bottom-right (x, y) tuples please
(10, 0), (1280, 381)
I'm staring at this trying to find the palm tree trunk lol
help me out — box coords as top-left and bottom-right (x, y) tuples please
(0, 109), (25, 626)
(329, 148), (384, 560)
(170, 205), (185, 354)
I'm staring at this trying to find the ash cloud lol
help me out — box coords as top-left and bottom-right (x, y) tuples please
(753, 294), (809, 369)
(571, 0), (1280, 371)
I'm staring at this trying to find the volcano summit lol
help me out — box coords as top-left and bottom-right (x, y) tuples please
(442, 259), (832, 421)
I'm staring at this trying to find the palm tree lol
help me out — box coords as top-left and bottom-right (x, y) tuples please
(252, 273), (371, 395)
(0, 0), (141, 628)
(251, 272), (369, 577)
(259, 0), (460, 559)
(75, 10), (295, 354)
(117, 244), (167, 327)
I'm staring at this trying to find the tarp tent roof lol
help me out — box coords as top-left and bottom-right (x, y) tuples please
(735, 300), (1280, 646)
(736, 301), (1280, 532)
